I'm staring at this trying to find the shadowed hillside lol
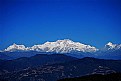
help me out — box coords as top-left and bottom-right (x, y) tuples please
(58, 73), (121, 81)
(0, 56), (121, 81)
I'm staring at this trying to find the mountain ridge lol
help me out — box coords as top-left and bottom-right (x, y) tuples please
(0, 39), (121, 60)
(2, 39), (121, 53)
(3, 39), (98, 52)
(0, 54), (78, 72)
(1, 56), (121, 81)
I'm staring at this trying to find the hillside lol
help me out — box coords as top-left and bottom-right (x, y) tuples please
(0, 57), (121, 81)
(58, 73), (121, 81)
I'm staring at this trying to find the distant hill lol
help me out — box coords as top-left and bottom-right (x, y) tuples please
(0, 52), (13, 60)
(0, 51), (39, 60)
(0, 54), (78, 72)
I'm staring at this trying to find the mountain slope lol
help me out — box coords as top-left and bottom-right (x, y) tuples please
(58, 73), (121, 81)
(1, 57), (121, 81)
(0, 54), (78, 72)
(0, 52), (13, 60)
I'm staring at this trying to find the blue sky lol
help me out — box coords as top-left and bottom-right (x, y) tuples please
(0, 0), (121, 50)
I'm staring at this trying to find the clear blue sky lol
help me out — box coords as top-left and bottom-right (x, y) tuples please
(0, 0), (121, 50)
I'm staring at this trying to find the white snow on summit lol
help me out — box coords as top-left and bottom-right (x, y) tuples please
(4, 40), (121, 53)
(4, 39), (98, 53)
(31, 39), (98, 53)
(5, 43), (27, 52)
(105, 42), (121, 50)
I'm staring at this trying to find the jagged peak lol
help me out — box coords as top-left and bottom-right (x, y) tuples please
(13, 43), (16, 45)
(4, 39), (98, 53)
(106, 42), (113, 46)
(105, 42), (121, 50)
(5, 43), (26, 52)
(56, 39), (73, 43)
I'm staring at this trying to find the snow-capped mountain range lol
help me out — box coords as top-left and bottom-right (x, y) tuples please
(4, 39), (98, 53)
(2, 39), (121, 53)
(0, 39), (121, 60)
(104, 42), (121, 50)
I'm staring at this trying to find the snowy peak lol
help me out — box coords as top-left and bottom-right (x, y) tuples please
(105, 42), (116, 49)
(4, 40), (121, 53)
(105, 42), (121, 50)
(56, 39), (74, 44)
(4, 39), (98, 53)
(39, 39), (98, 53)
(5, 43), (26, 52)
(106, 42), (113, 46)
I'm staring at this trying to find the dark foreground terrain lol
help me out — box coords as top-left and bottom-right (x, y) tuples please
(58, 73), (121, 81)
(0, 54), (121, 81)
